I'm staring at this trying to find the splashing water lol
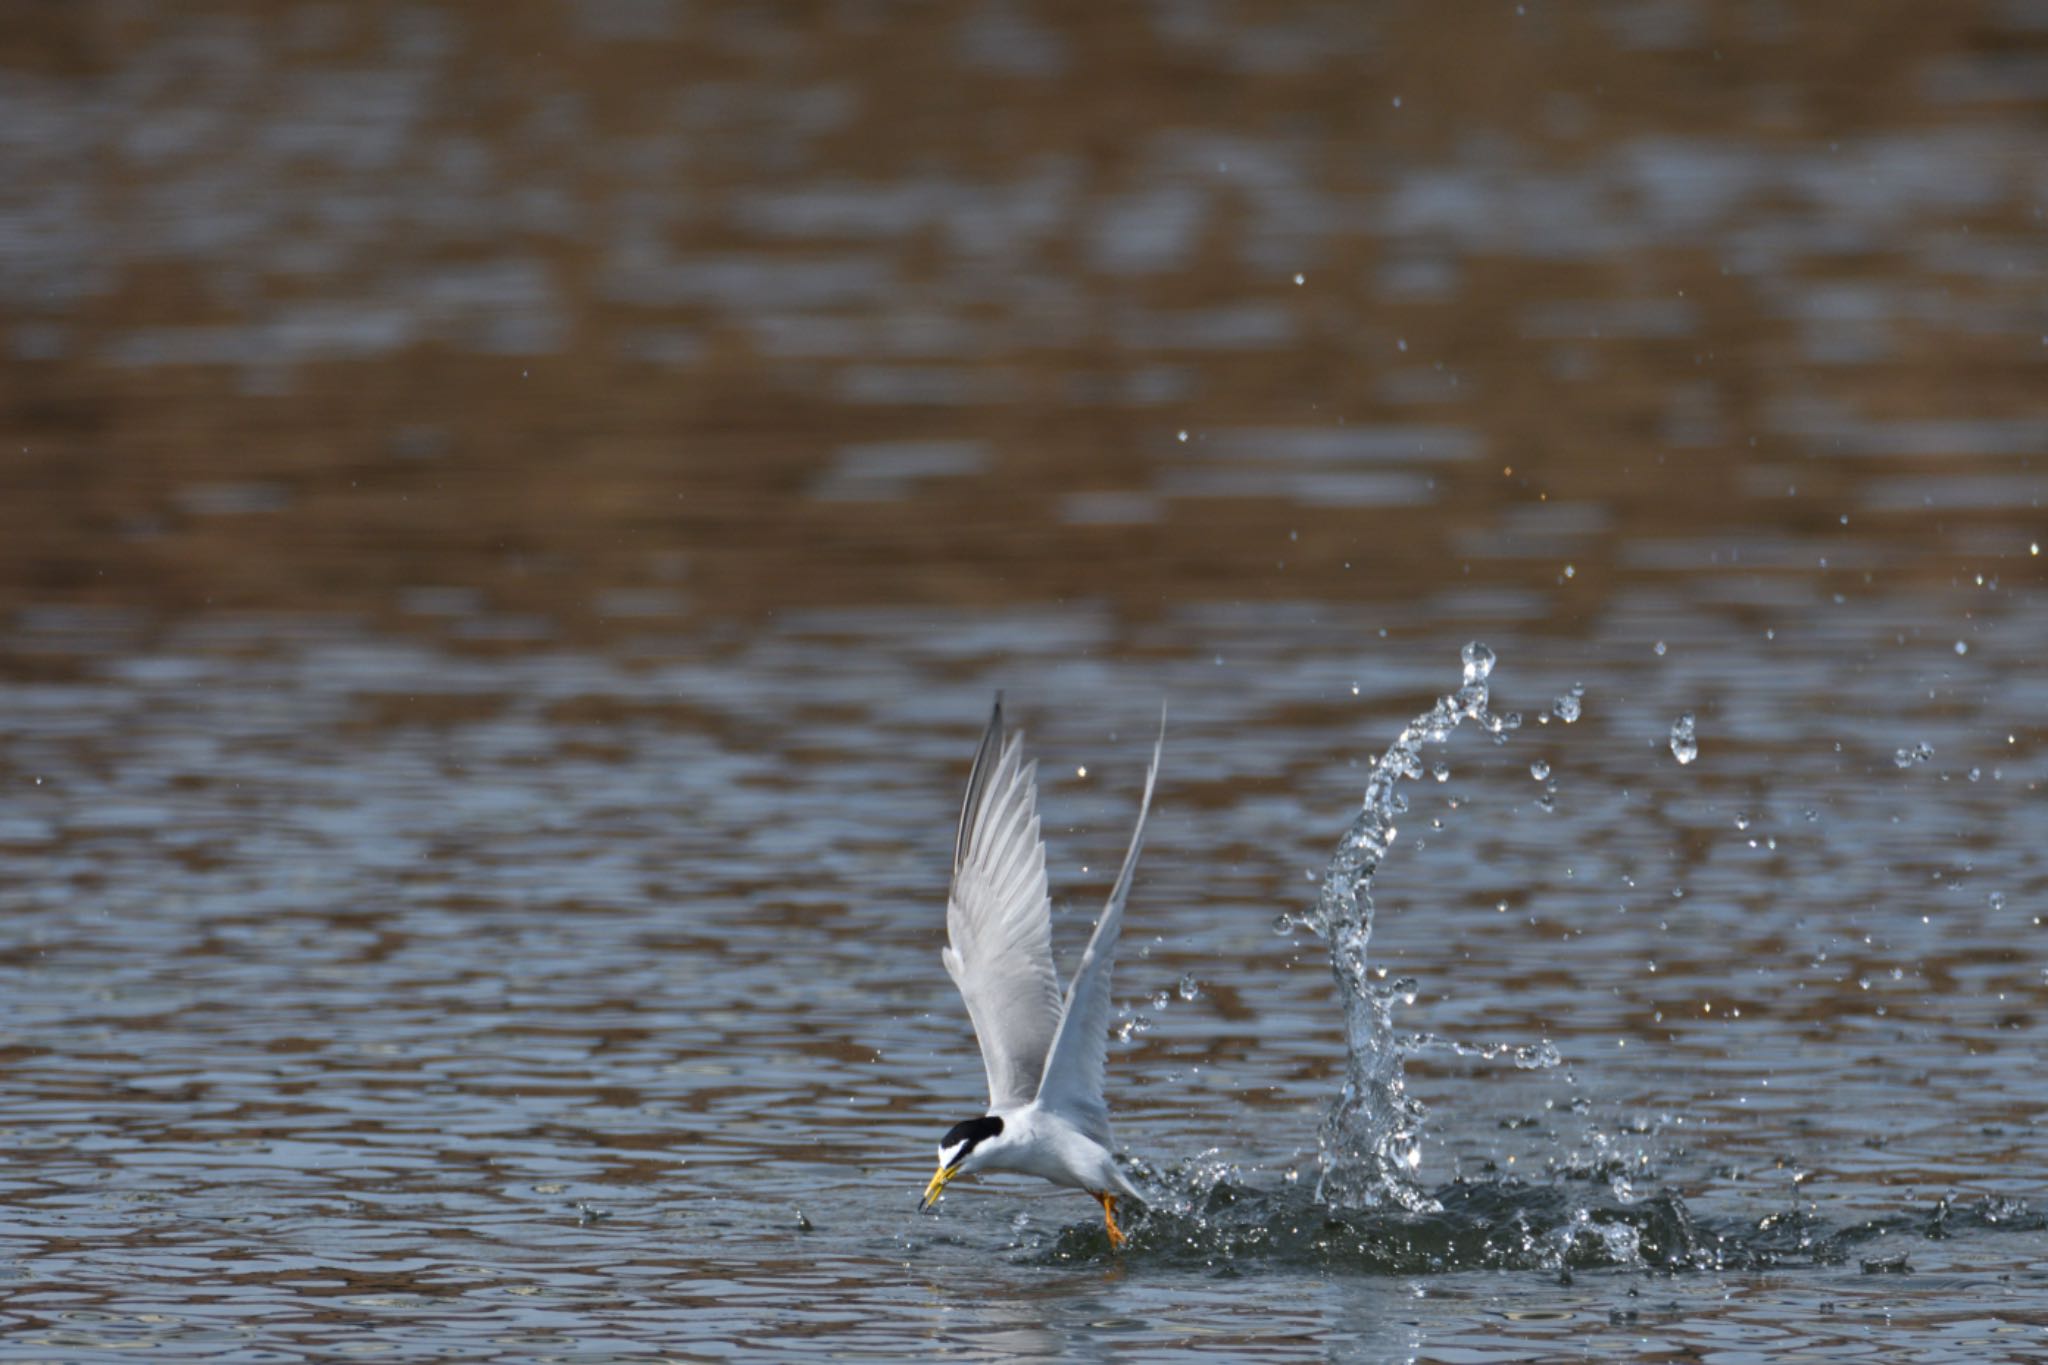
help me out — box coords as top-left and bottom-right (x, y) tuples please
(1669, 711), (1698, 765)
(1083, 1168), (2045, 1275)
(1086, 646), (2048, 1277)
(1304, 641), (1525, 1210)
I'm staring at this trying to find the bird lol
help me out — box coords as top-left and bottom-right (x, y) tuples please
(917, 695), (1163, 1249)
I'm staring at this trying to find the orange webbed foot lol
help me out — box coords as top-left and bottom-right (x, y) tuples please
(1096, 1192), (1127, 1250)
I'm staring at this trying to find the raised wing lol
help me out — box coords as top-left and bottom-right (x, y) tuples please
(942, 697), (1063, 1112)
(1033, 706), (1165, 1146)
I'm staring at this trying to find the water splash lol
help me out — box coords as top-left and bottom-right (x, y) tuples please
(1669, 711), (1698, 765)
(1305, 641), (1524, 1210)
(1401, 1032), (1562, 1070)
(1055, 1167), (2047, 1273)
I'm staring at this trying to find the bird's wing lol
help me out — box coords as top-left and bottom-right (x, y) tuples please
(943, 697), (1064, 1113)
(1033, 706), (1165, 1146)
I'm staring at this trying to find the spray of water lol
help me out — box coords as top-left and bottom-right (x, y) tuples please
(1078, 646), (2048, 1273)
(1084, 645), (2047, 1271)
(1305, 642), (1524, 1209)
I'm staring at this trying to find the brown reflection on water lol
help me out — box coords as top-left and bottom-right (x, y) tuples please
(3, 2), (2047, 1360)
(0, 1), (2043, 643)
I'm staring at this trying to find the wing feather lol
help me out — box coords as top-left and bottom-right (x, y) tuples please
(1033, 706), (1165, 1145)
(943, 697), (1063, 1112)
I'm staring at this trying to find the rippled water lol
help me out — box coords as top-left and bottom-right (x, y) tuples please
(4, 1), (2047, 1360)
(6, 594), (2043, 1359)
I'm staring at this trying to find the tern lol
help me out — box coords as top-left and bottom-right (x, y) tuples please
(917, 696), (1163, 1249)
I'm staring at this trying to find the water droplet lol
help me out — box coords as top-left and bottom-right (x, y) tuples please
(1271, 913), (1294, 936)
(1653, 640), (1667, 657)
(1954, 641), (1968, 655)
(1669, 712), (1698, 765)
(1178, 973), (1201, 1001)
(1152, 990), (1172, 1011)
(1551, 693), (1581, 723)
(1460, 641), (1496, 684)
(1293, 272), (1306, 286)
(1176, 430), (1189, 443)
(1893, 742), (1934, 768)
(1431, 762), (1450, 782)
(1529, 759), (1550, 781)
(1733, 812), (1750, 831)
(1988, 891), (2006, 911)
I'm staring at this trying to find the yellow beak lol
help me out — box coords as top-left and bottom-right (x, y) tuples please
(919, 1163), (956, 1211)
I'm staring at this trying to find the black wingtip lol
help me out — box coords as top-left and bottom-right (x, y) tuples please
(955, 692), (1010, 871)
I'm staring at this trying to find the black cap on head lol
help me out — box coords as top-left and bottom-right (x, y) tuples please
(941, 1114), (1004, 1161)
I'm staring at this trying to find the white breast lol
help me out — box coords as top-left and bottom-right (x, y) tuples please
(983, 1104), (1134, 1197)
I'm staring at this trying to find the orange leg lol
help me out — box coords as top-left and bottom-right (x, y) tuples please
(1096, 1192), (1127, 1250)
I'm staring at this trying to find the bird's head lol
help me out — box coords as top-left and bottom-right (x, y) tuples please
(918, 1113), (1006, 1210)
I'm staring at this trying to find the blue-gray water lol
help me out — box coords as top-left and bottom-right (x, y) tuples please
(2, 2), (2046, 1360)
(6, 592), (2043, 1358)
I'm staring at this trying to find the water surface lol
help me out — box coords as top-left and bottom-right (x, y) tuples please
(2, 1), (2046, 1360)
